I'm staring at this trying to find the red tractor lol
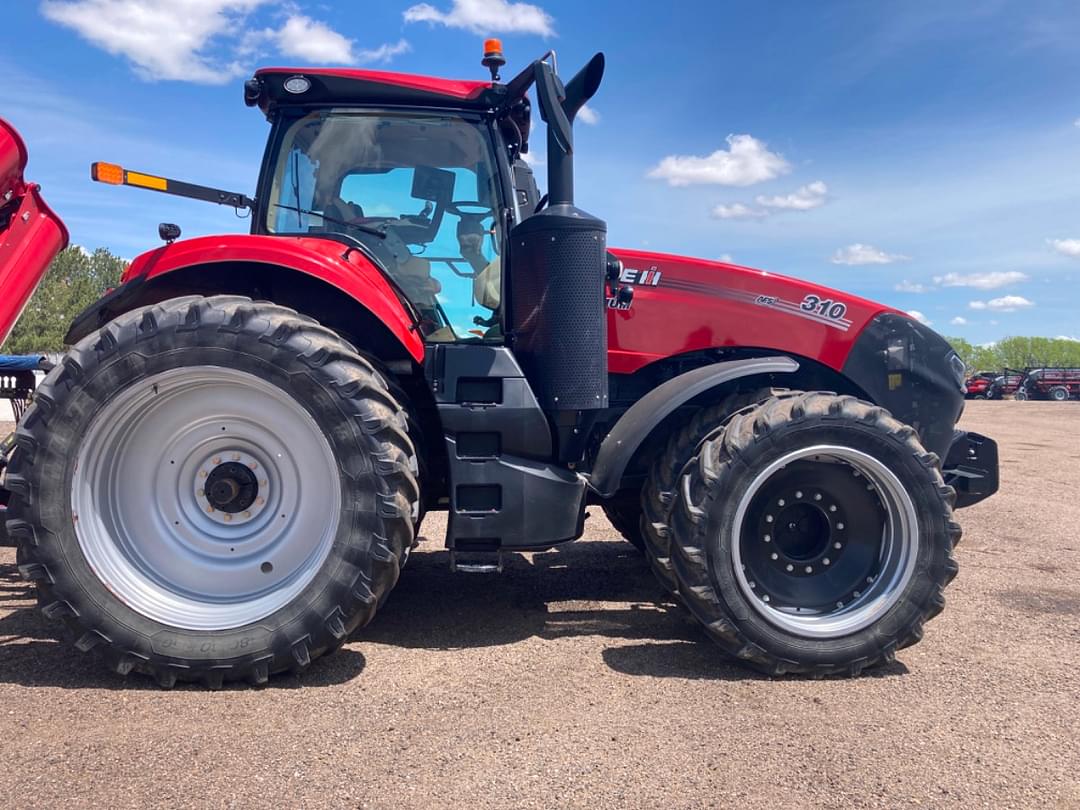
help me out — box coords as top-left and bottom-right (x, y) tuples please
(0, 45), (998, 686)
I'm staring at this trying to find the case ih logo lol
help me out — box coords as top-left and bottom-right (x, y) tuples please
(619, 265), (662, 286)
(607, 265), (662, 310)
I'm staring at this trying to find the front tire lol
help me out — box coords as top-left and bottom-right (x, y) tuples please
(6, 296), (418, 687)
(668, 392), (960, 676)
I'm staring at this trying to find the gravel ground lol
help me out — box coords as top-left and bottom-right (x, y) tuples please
(1, 401), (1078, 809)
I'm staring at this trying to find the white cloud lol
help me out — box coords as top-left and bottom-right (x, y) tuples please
(969, 295), (1034, 312)
(1056, 335), (1080, 341)
(755, 180), (828, 211)
(243, 16), (409, 67)
(711, 202), (768, 220)
(933, 270), (1028, 290)
(894, 279), (927, 293)
(1074, 118), (1080, 129)
(274, 15), (356, 63)
(1049, 238), (1080, 257)
(576, 104), (600, 125)
(950, 316), (968, 326)
(830, 243), (909, 266)
(403, 0), (554, 35)
(907, 310), (932, 326)
(718, 253), (734, 263)
(648, 134), (791, 187)
(356, 38), (411, 64)
(41, 0), (268, 84)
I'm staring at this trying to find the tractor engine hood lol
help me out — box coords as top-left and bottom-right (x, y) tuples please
(604, 248), (898, 375)
(0, 117), (69, 346)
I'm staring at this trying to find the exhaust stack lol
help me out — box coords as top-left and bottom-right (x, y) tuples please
(507, 54), (608, 462)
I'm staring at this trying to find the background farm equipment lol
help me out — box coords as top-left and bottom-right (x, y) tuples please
(1015, 368), (1080, 401)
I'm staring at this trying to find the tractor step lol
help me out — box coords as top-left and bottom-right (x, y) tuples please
(449, 549), (503, 574)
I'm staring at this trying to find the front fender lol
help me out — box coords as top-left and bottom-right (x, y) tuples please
(66, 234), (424, 362)
(588, 356), (799, 497)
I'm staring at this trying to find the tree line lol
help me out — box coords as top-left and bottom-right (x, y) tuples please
(947, 335), (1080, 374)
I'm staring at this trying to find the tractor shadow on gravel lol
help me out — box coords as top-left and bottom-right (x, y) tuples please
(0, 560), (366, 690)
(361, 539), (909, 682)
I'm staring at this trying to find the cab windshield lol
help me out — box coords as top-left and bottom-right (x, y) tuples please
(264, 111), (503, 342)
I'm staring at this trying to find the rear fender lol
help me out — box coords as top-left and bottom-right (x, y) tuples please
(588, 356), (799, 497)
(0, 117), (69, 345)
(66, 234), (424, 363)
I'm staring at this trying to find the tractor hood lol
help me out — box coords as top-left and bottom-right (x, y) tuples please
(606, 248), (899, 375)
(0, 117), (69, 345)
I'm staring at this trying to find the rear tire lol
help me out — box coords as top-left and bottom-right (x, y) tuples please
(668, 392), (960, 676)
(6, 296), (418, 687)
(1050, 386), (1069, 402)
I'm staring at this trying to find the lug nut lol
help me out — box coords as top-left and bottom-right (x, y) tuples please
(763, 534), (771, 543)
(778, 498), (786, 506)
(770, 552), (778, 560)
(834, 542), (842, 549)
(763, 595), (771, 602)
(836, 601), (844, 608)
(199, 470), (208, 478)
(837, 522), (845, 530)
(206, 506), (214, 513)
(786, 564), (794, 572)
(795, 490), (803, 498)
(823, 557), (830, 565)
(829, 505), (837, 512)
(805, 565), (813, 573)
(814, 493), (822, 501)
(853, 590), (861, 598)
(224, 514), (232, 522)
(765, 515), (774, 523)
(213, 457), (221, 465)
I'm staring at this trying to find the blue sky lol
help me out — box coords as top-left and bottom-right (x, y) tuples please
(4, 0), (1080, 342)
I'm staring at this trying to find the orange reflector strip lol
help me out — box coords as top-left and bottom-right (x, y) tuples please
(91, 161), (124, 185)
(125, 171), (168, 191)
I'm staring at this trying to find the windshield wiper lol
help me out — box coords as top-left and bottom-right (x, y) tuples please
(271, 203), (388, 239)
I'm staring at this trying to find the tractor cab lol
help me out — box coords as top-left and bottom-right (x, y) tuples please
(244, 50), (586, 346)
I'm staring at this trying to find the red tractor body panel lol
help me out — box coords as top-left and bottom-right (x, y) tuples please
(606, 249), (896, 375)
(255, 67), (490, 102)
(0, 118), (69, 346)
(121, 235), (425, 362)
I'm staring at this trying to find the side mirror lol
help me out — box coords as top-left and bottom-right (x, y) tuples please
(534, 61), (572, 155)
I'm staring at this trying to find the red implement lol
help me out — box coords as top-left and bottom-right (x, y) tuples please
(0, 118), (69, 345)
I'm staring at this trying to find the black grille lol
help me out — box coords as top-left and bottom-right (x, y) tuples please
(509, 207), (608, 411)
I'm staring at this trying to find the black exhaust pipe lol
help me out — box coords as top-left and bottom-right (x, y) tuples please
(508, 53), (608, 462)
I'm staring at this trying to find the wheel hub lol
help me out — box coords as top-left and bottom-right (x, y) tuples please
(732, 448), (919, 638)
(194, 451), (268, 526)
(71, 366), (341, 631)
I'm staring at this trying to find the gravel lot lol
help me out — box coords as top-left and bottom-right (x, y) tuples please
(1, 401), (1078, 809)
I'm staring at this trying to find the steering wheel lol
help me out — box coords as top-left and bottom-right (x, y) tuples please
(446, 200), (494, 219)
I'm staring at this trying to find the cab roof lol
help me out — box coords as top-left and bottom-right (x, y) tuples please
(250, 67), (501, 114)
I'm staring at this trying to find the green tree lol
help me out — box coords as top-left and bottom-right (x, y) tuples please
(946, 334), (1080, 373)
(1, 246), (126, 355)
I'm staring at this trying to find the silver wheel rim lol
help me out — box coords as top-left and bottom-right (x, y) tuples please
(730, 444), (919, 639)
(72, 366), (341, 631)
